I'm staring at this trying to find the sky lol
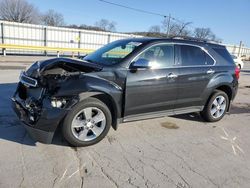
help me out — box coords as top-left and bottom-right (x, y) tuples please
(28, 0), (250, 46)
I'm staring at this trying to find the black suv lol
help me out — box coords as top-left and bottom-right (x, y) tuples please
(12, 38), (239, 146)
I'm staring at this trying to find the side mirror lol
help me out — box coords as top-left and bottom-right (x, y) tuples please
(131, 58), (150, 69)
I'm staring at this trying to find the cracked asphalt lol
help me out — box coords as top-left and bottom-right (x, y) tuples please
(1, 63), (250, 188)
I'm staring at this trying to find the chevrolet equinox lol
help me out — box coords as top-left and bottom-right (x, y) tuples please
(12, 38), (239, 146)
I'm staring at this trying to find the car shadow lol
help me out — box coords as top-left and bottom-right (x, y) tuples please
(173, 112), (206, 123)
(230, 104), (250, 114)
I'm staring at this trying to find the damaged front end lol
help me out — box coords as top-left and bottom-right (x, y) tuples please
(12, 58), (102, 143)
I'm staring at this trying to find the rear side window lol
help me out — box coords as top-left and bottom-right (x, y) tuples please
(213, 48), (234, 64)
(178, 45), (214, 66)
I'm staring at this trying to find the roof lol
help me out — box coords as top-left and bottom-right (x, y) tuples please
(121, 37), (224, 48)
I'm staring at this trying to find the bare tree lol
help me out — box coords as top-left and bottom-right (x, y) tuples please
(67, 24), (106, 31)
(95, 19), (116, 32)
(148, 25), (161, 33)
(0, 0), (40, 23)
(162, 18), (192, 37)
(41, 9), (65, 26)
(194, 27), (221, 42)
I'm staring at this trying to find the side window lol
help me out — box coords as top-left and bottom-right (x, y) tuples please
(213, 48), (234, 64)
(205, 54), (214, 65)
(136, 44), (174, 68)
(179, 45), (207, 66)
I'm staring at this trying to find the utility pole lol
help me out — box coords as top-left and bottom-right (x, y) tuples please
(1, 22), (6, 56)
(78, 31), (81, 57)
(166, 14), (171, 38)
(44, 27), (47, 56)
(238, 41), (243, 57)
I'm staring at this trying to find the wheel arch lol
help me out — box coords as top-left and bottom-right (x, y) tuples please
(78, 91), (120, 130)
(205, 84), (233, 112)
(215, 85), (233, 101)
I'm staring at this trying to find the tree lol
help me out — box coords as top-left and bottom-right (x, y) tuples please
(148, 25), (161, 33)
(194, 27), (221, 42)
(95, 19), (116, 32)
(0, 0), (40, 23)
(67, 24), (106, 31)
(162, 18), (192, 37)
(41, 9), (65, 26)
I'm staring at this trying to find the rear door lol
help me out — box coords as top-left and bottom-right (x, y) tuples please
(174, 44), (215, 109)
(124, 43), (179, 117)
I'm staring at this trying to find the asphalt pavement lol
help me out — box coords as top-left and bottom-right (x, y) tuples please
(0, 62), (250, 188)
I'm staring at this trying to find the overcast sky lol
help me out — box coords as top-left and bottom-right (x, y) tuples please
(28, 0), (250, 46)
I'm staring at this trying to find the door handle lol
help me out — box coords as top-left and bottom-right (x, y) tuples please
(207, 69), (215, 74)
(167, 73), (178, 79)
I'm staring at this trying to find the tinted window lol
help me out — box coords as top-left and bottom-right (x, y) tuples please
(213, 48), (234, 64)
(179, 45), (206, 66)
(136, 44), (174, 68)
(206, 54), (214, 65)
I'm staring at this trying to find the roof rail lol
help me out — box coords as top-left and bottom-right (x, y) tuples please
(170, 36), (221, 44)
(171, 36), (208, 42)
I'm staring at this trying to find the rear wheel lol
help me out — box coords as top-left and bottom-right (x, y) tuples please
(200, 90), (229, 122)
(62, 98), (111, 147)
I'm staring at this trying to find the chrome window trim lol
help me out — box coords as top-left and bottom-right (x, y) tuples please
(128, 42), (216, 69)
(19, 71), (38, 87)
(174, 43), (216, 67)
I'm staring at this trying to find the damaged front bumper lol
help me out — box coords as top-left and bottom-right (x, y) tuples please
(12, 83), (71, 144)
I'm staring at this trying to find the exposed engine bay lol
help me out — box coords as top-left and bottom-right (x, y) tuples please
(39, 67), (81, 96)
(16, 58), (103, 124)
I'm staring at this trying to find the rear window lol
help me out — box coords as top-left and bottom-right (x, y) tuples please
(213, 48), (234, 64)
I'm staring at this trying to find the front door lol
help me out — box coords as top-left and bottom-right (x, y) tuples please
(124, 44), (179, 117)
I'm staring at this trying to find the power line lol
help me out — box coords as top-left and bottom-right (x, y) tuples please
(99, 0), (168, 18)
(98, 0), (195, 36)
(98, 0), (191, 25)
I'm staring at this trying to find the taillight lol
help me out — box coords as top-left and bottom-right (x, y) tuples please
(235, 66), (240, 80)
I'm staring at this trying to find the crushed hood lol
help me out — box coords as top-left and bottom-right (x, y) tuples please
(26, 58), (103, 78)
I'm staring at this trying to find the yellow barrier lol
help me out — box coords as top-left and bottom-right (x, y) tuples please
(0, 43), (131, 57)
(0, 43), (94, 56)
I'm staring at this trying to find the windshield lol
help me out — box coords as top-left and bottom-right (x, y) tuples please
(84, 40), (143, 65)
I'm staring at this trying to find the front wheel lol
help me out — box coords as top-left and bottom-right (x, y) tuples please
(62, 98), (112, 147)
(200, 90), (229, 122)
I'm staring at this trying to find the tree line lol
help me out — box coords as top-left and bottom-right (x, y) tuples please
(0, 0), (221, 42)
(0, 0), (116, 32)
(144, 19), (221, 42)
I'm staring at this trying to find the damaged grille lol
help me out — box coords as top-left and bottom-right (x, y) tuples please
(20, 71), (38, 87)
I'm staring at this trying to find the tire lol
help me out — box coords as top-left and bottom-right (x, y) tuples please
(62, 97), (112, 147)
(200, 90), (229, 122)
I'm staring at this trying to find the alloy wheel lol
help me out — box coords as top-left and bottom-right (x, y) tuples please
(71, 107), (106, 141)
(210, 95), (226, 119)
